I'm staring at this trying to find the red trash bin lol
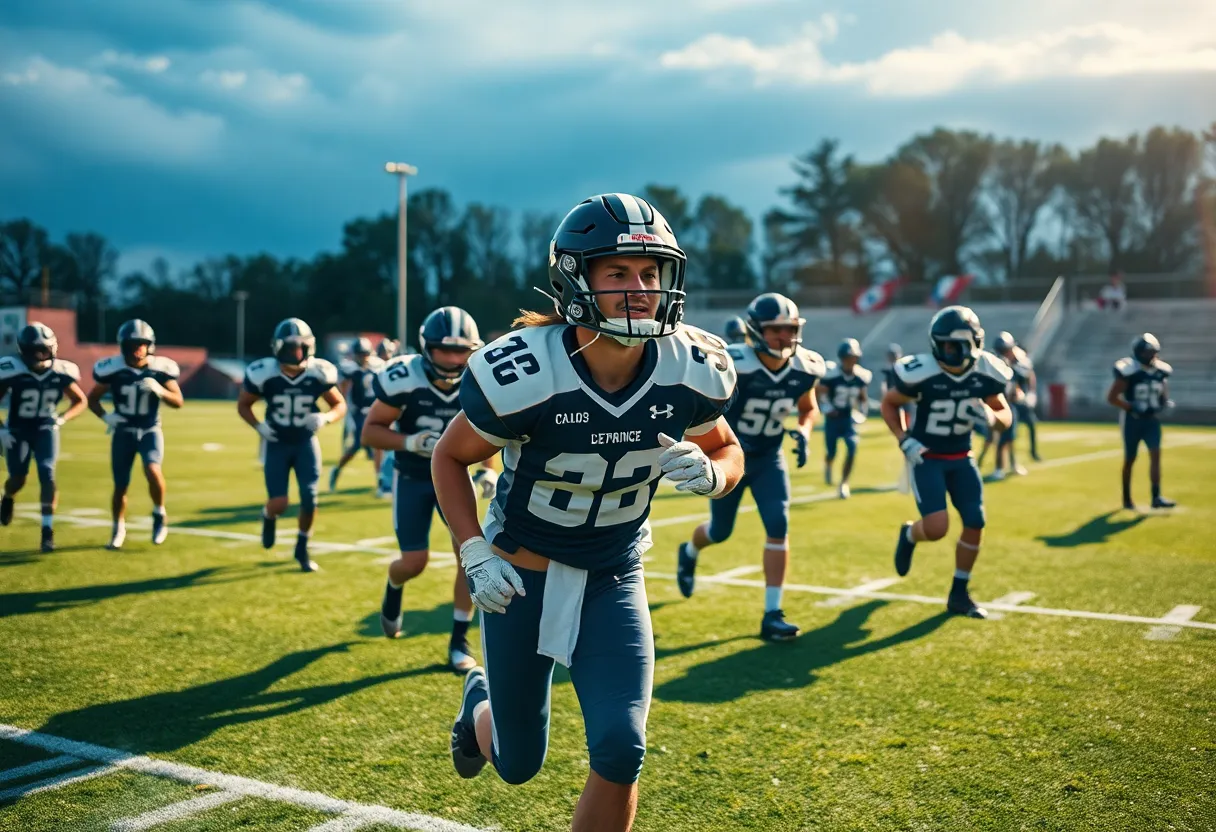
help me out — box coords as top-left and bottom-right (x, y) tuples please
(1048, 383), (1068, 420)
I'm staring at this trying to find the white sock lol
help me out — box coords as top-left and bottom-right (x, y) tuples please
(152, 506), (166, 517)
(471, 699), (489, 726)
(954, 568), (971, 580)
(113, 519), (126, 534)
(905, 525), (917, 545)
(453, 608), (474, 623)
(298, 529), (311, 540)
(683, 541), (699, 559)
(765, 586), (782, 612)
(41, 514), (53, 529)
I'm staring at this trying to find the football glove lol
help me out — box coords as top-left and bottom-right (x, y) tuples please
(657, 432), (724, 496)
(302, 413), (329, 433)
(0, 427), (12, 452)
(786, 429), (809, 469)
(137, 376), (168, 398)
(472, 467), (498, 500)
(852, 410), (868, 426)
(460, 536), (525, 614)
(1025, 391), (1038, 409)
(403, 430), (441, 457)
(899, 436), (928, 466)
(102, 412), (127, 434)
(256, 422), (278, 442)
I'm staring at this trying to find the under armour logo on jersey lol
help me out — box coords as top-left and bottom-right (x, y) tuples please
(650, 404), (674, 419)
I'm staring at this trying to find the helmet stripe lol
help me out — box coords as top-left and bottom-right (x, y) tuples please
(615, 193), (645, 225)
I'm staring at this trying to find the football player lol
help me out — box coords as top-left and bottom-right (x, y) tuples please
(984, 331), (1033, 479)
(1106, 333), (1175, 509)
(880, 305), (1013, 619)
(880, 343), (902, 397)
(377, 338), (399, 362)
(819, 338), (872, 499)
(435, 193), (742, 830)
(363, 306), (491, 672)
(0, 323), (86, 552)
(237, 318), (346, 571)
(88, 320), (184, 550)
(328, 337), (385, 494)
(674, 292), (823, 641)
(724, 315), (747, 345)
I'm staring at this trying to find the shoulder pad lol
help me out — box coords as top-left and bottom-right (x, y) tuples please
(822, 360), (841, 379)
(853, 365), (874, 384)
(655, 325), (736, 401)
(377, 354), (431, 397)
(93, 354), (127, 380)
(1154, 359), (1172, 376)
(974, 350), (1014, 382)
(148, 355), (179, 378)
(367, 356), (386, 372)
(466, 325), (574, 417)
(894, 353), (939, 385)
(1114, 357), (1138, 377)
(245, 357), (279, 387)
(0, 356), (25, 380)
(726, 344), (762, 374)
(793, 347), (826, 378)
(53, 359), (81, 381)
(308, 358), (339, 386)
(339, 358), (359, 378)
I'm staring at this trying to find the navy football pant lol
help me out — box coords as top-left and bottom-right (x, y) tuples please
(111, 427), (165, 490)
(343, 407), (373, 459)
(823, 415), (858, 459)
(264, 437), (322, 512)
(1121, 414), (1162, 461)
(5, 426), (59, 494)
(392, 472), (446, 551)
(481, 553), (653, 786)
(708, 452), (790, 541)
(910, 456), (985, 529)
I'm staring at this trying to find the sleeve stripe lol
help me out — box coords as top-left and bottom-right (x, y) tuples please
(468, 420), (510, 447)
(685, 416), (723, 437)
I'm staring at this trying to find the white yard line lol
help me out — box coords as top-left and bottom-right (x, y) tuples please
(305, 815), (382, 832)
(816, 578), (902, 607)
(0, 753), (81, 784)
(111, 790), (244, 831)
(985, 591), (1037, 620)
(1144, 604), (1203, 641)
(0, 763), (118, 802)
(0, 724), (490, 832)
(705, 565), (763, 580)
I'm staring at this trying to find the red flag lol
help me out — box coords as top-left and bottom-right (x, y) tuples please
(853, 277), (906, 315)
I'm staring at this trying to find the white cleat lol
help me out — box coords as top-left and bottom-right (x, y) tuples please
(838, 483), (851, 499)
(1012, 464), (1028, 476)
(106, 526), (126, 551)
(151, 513), (168, 545)
(988, 468), (1007, 482)
(449, 643), (477, 673)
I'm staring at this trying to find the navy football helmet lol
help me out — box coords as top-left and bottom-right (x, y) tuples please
(886, 342), (903, 363)
(724, 316), (747, 345)
(376, 339), (398, 361)
(18, 322), (57, 372)
(351, 337), (373, 359)
(272, 318), (315, 368)
(547, 193), (687, 346)
(744, 293), (804, 359)
(118, 319), (156, 365)
(419, 306), (483, 379)
(837, 338), (862, 361)
(1132, 332), (1160, 366)
(993, 330), (1016, 356)
(929, 305), (984, 370)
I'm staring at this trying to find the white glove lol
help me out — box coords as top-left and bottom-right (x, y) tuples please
(1025, 392), (1037, 409)
(0, 427), (12, 452)
(472, 467), (499, 500)
(657, 432), (724, 496)
(52, 415), (65, 427)
(459, 536), (526, 614)
(137, 376), (168, 398)
(851, 410), (867, 426)
(102, 412), (127, 434)
(899, 436), (928, 466)
(256, 422), (278, 442)
(403, 430), (441, 457)
(302, 413), (329, 433)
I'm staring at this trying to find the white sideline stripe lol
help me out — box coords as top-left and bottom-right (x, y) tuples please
(706, 565), (763, 580)
(0, 725), (489, 832)
(649, 486), (887, 530)
(1144, 604), (1203, 641)
(0, 753), (80, 783)
(816, 577), (902, 607)
(0, 763), (117, 801)
(354, 536), (399, 547)
(646, 572), (1216, 631)
(306, 814), (380, 832)
(111, 790), (243, 830)
(984, 591), (1037, 620)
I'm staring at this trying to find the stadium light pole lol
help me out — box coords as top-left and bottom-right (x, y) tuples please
(385, 161), (418, 347)
(233, 290), (249, 363)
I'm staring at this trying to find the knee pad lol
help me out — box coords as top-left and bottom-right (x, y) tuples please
(958, 502), (986, 530)
(587, 720), (646, 785)
(492, 747), (546, 786)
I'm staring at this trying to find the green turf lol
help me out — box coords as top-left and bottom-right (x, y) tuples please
(1, 403), (1213, 831)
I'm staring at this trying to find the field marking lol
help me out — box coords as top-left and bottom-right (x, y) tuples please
(0, 724), (490, 832)
(816, 578), (902, 608)
(307, 815), (381, 831)
(111, 790), (244, 831)
(985, 591), (1037, 620)
(0, 753), (81, 784)
(1144, 604), (1203, 641)
(355, 535), (400, 547)
(706, 565), (763, 580)
(0, 763), (118, 801)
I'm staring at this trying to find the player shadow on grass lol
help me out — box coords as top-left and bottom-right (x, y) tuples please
(1036, 511), (1149, 548)
(356, 602), (479, 640)
(36, 642), (445, 755)
(0, 567), (247, 620)
(177, 496), (381, 530)
(652, 600), (950, 703)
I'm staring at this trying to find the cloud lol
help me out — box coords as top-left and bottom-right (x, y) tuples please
(199, 66), (308, 102)
(96, 49), (171, 73)
(660, 19), (1216, 95)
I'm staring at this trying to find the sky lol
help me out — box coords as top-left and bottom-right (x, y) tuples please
(2, 0), (1214, 275)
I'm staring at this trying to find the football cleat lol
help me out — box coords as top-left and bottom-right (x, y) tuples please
(676, 542), (698, 599)
(894, 521), (916, 577)
(1012, 465), (1028, 476)
(947, 589), (988, 619)
(1122, 499), (1136, 511)
(1151, 496), (1177, 509)
(988, 468), (1006, 482)
(41, 526), (54, 554)
(380, 582), (404, 638)
(0, 495), (12, 526)
(451, 667), (489, 779)
(261, 514), (276, 549)
(838, 483), (851, 499)
(151, 512), (167, 545)
(295, 536), (318, 572)
(449, 638), (477, 673)
(107, 524), (126, 551)
(760, 609), (800, 641)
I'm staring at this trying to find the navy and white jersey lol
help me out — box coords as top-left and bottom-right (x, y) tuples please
(372, 353), (462, 480)
(722, 345), (824, 456)
(462, 324), (736, 570)
(1006, 347), (1034, 392)
(0, 357), (80, 432)
(340, 356), (385, 412)
(94, 354), (180, 431)
(820, 361), (873, 419)
(1113, 356), (1172, 418)
(881, 365), (899, 392)
(243, 356), (339, 444)
(893, 351), (1012, 455)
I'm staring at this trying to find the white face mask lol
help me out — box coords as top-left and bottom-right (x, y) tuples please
(599, 316), (663, 347)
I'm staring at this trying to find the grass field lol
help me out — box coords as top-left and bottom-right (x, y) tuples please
(1, 401), (1214, 832)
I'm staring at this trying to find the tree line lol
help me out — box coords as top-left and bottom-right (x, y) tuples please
(2, 122), (1213, 353)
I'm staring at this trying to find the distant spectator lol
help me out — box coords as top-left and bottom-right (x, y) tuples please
(1099, 273), (1127, 312)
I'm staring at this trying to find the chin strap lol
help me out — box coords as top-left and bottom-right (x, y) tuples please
(568, 331), (601, 357)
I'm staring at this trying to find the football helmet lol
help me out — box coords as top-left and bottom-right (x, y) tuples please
(993, 330), (1016, 356)
(1132, 333), (1160, 366)
(351, 337), (373, 359)
(929, 305), (984, 370)
(419, 306), (483, 380)
(837, 338), (862, 361)
(744, 293), (804, 360)
(18, 322), (57, 372)
(547, 193), (686, 346)
(272, 318), (315, 368)
(376, 339), (398, 361)
(118, 319), (156, 365)
(724, 316), (747, 345)
(886, 342), (903, 363)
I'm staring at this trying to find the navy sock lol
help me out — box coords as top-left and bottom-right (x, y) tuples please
(382, 581), (404, 618)
(951, 576), (970, 595)
(451, 619), (470, 643)
(1151, 481), (1161, 500)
